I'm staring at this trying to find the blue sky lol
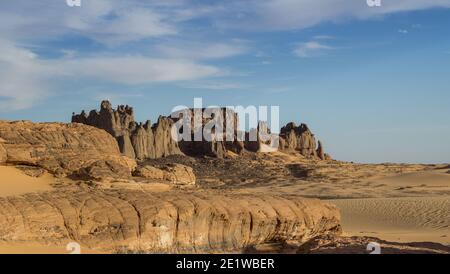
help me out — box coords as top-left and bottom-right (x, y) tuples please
(0, 0), (449, 163)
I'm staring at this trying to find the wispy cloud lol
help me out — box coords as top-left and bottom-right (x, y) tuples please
(0, 41), (221, 110)
(294, 41), (334, 58)
(398, 29), (409, 34)
(215, 0), (450, 31)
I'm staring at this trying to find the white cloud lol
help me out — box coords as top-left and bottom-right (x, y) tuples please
(0, 42), (221, 110)
(55, 56), (221, 84)
(0, 40), (50, 110)
(294, 41), (333, 58)
(0, 0), (178, 45)
(215, 0), (450, 31)
(398, 29), (409, 34)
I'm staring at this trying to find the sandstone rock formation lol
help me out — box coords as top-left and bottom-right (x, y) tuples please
(0, 190), (341, 253)
(134, 164), (196, 185)
(280, 122), (327, 159)
(244, 121), (279, 153)
(74, 160), (132, 182)
(72, 101), (182, 161)
(172, 108), (245, 158)
(0, 120), (135, 178)
(73, 101), (329, 160)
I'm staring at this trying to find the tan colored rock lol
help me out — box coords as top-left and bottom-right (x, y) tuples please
(135, 163), (196, 185)
(0, 190), (341, 253)
(161, 163), (196, 185)
(134, 165), (166, 180)
(74, 160), (132, 181)
(73, 101), (183, 160)
(152, 116), (183, 158)
(280, 122), (327, 159)
(0, 120), (135, 178)
(0, 141), (6, 164)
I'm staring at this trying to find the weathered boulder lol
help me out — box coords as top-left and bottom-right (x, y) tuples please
(161, 163), (196, 185)
(134, 165), (166, 180)
(0, 190), (341, 253)
(0, 120), (135, 178)
(135, 163), (196, 185)
(74, 160), (132, 181)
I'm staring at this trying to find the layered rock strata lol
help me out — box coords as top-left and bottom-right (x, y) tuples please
(0, 120), (135, 177)
(0, 190), (341, 253)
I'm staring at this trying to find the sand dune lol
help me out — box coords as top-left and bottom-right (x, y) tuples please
(375, 169), (450, 187)
(331, 196), (450, 244)
(0, 166), (54, 197)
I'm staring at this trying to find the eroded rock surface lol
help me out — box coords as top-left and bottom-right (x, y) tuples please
(73, 101), (330, 160)
(134, 163), (196, 185)
(0, 190), (341, 253)
(0, 120), (135, 177)
(280, 122), (327, 159)
(72, 101), (182, 160)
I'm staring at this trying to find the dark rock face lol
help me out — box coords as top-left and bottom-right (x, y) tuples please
(297, 235), (450, 254)
(172, 108), (245, 158)
(244, 121), (280, 153)
(72, 101), (182, 160)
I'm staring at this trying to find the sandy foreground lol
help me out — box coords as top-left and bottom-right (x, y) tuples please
(0, 166), (53, 197)
(330, 169), (450, 245)
(331, 196), (450, 244)
(0, 160), (449, 253)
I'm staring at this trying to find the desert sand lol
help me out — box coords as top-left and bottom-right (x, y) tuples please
(332, 196), (450, 244)
(0, 166), (53, 197)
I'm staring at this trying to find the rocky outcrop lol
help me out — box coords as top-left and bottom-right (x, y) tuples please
(134, 164), (196, 185)
(316, 140), (325, 160)
(0, 190), (341, 253)
(244, 121), (279, 153)
(72, 101), (182, 160)
(280, 122), (328, 159)
(73, 101), (330, 160)
(0, 120), (135, 178)
(73, 160), (132, 182)
(173, 108), (245, 158)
